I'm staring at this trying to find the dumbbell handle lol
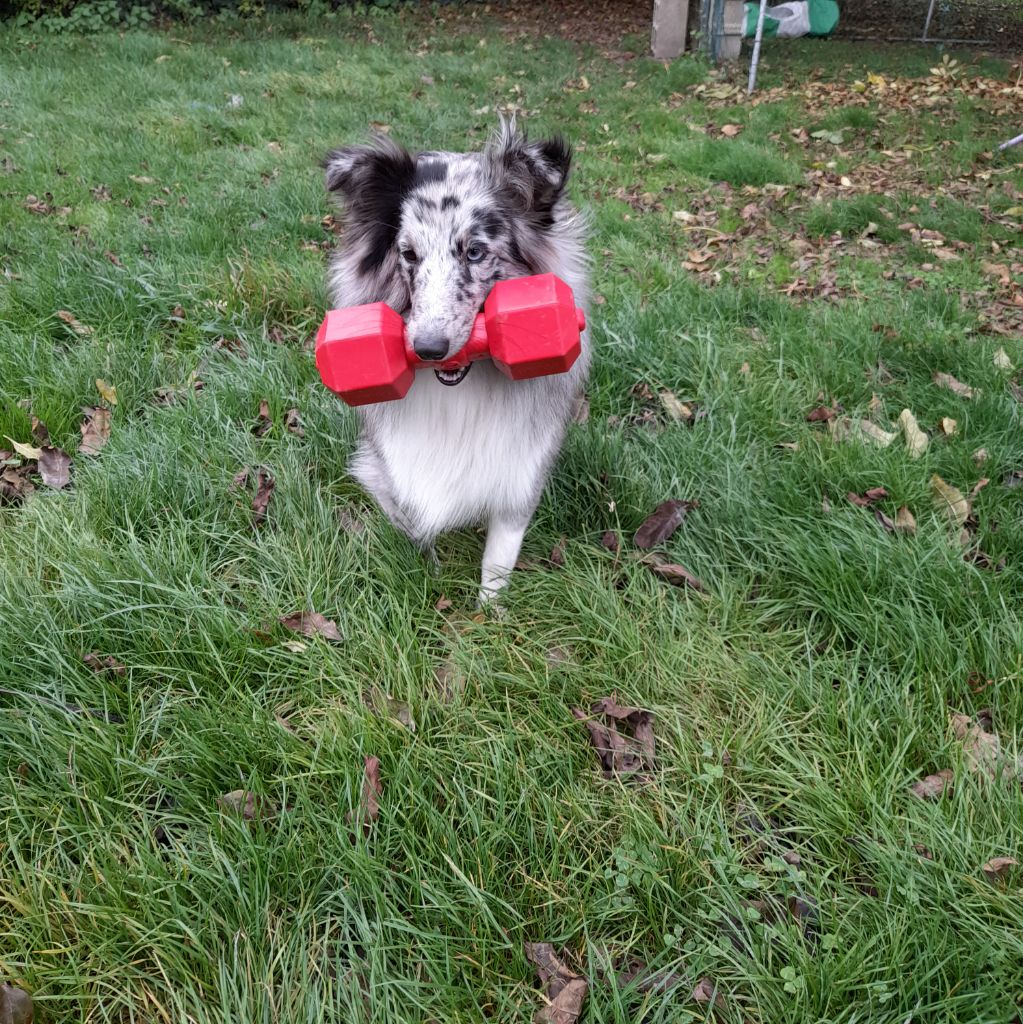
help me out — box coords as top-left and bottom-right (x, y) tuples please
(408, 305), (586, 371)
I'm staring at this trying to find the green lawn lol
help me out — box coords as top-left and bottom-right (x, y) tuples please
(2, 11), (1023, 1023)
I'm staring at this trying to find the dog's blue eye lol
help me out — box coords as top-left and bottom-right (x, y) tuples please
(401, 248), (418, 264)
(466, 244), (485, 263)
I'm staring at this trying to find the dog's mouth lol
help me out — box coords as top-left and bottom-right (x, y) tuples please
(435, 364), (471, 387)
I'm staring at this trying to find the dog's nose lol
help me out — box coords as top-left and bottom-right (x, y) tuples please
(412, 335), (449, 361)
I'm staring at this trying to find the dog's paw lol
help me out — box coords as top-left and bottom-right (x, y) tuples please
(475, 593), (508, 620)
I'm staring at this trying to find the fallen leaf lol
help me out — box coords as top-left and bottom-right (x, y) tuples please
(284, 407), (304, 436)
(57, 310), (92, 336)
(720, 123), (743, 137)
(993, 347), (1013, 371)
(873, 508), (895, 532)
(6, 437), (42, 461)
(433, 653), (466, 703)
(365, 688), (415, 732)
(0, 983), (33, 1024)
(691, 977), (726, 1010)
(931, 475), (969, 529)
(434, 595), (452, 612)
(933, 372), (978, 399)
(648, 562), (704, 591)
(347, 756), (382, 835)
(251, 467), (275, 526)
(572, 394), (589, 424)
(216, 789), (278, 820)
(600, 530), (619, 554)
(524, 943), (588, 1024)
(847, 487), (888, 508)
(78, 406), (111, 456)
(894, 506), (916, 535)
(938, 416), (957, 436)
(982, 856), (1018, 884)
(83, 652), (126, 676)
(614, 958), (688, 995)
(572, 697), (655, 780)
(898, 409), (928, 458)
(950, 712), (1016, 780)
(659, 390), (694, 423)
(279, 611), (343, 642)
(30, 417), (50, 445)
(806, 405), (837, 422)
(634, 499), (694, 549)
(252, 399), (272, 438)
(910, 768), (952, 800)
(37, 446), (71, 489)
(95, 378), (118, 405)
(549, 536), (567, 568)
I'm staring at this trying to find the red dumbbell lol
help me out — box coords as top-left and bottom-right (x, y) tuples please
(315, 273), (586, 407)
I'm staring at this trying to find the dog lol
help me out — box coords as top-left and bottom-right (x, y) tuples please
(323, 119), (590, 605)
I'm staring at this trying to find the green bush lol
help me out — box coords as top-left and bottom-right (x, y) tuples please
(0, 0), (402, 31)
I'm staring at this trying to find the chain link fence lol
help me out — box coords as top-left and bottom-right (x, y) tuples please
(833, 0), (1023, 48)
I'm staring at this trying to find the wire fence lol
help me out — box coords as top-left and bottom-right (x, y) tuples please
(833, 0), (1023, 48)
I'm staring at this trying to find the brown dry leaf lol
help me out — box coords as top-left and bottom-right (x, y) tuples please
(434, 594), (452, 612)
(614, 958), (688, 995)
(251, 467), (275, 526)
(571, 394), (589, 424)
(31, 417), (50, 445)
(572, 697), (655, 780)
(894, 506), (916, 536)
(938, 416), (957, 436)
(279, 611), (343, 643)
(0, 983), (33, 1024)
(806, 405), (837, 423)
(84, 652), (126, 676)
(634, 499), (694, 549)
(910, 768), (953, 800)
(847, 487), (888, 508)
(347, 756), (382, 836)
(524, 943), (588, 1024)
(648, 562), (705, 592)
(252, 399), (272, 438)
(373, 690), (415, 731)
(982, 856), (1018, 884)
(931, 475), (969, 529)
(0, 463), (35, 505)
(691, 977), (726, 1011)
(720, 123), (743, 138)
(658, 389), (694, 423)
(284, 407), (304, 437)
(898, 409), (928, 458)
(993, 347), (1013, 371)
(78, 406), (111, 456)
(57, 310), (92, 337)
(38, 446), (72, 489)
(974, 448), (990, 465)
(549, 536), (567, 568)
(213, 336), (248, 359)
(950, 712), (1016, 780)
(600, 530), (619, 554)
(216, 789), (279, 820)
(95, 378), (118, 405)
(933, 372), (978, 399)
(433, 653), (466, 703)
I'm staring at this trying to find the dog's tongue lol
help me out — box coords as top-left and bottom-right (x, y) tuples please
(435, 364), (471, 387)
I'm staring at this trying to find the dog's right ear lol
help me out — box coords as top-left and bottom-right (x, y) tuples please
(323, 138), (416, 204)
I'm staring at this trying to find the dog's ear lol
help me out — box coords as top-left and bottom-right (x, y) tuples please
(323, 137), (416, 204)
(488, 121), (572, 223)
(323, 138), (416, 275)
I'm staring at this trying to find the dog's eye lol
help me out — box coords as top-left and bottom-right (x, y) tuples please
(466, 243), (485, 264)
(400, 248), (418, 264)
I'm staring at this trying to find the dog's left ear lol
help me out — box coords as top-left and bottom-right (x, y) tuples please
(490, 126), (572, 222)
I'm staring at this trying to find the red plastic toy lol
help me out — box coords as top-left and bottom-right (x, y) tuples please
(315, 273), (586, 407)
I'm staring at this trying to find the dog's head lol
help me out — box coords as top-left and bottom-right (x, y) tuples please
(325, 121), (573, 382)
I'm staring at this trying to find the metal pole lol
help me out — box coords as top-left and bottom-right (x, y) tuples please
(747, 0), (769, 94)
(920, 0), (937, 41)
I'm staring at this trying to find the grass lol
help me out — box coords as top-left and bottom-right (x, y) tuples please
(2, 11), (1023, 1023)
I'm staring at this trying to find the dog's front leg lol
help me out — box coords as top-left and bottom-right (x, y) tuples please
(478, 513), (531, 607)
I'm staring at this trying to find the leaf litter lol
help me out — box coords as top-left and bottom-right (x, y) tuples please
(524, 943), (588, 1024)
(571, 696), (655, 781)
(633, 499), (696, 549)
(279, 611), (343, 643)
